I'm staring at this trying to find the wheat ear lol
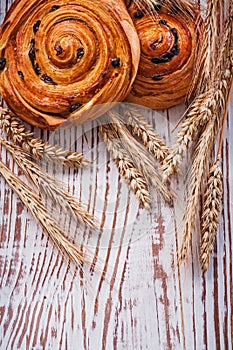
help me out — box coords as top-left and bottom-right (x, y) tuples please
(99, 122), (151, 210)
(0, 107), (88, 167)
(123, 105), (170, 164)
(107, 111), (173, 204)
(200, 157), (223, 273)
(0, 159), (91, 267)
(0, 137), (97, 229)
(162, 90), (215, 179)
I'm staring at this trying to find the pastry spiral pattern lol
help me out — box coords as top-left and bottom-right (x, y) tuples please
(126, 2), (202, 110)
(0, 0), (140, 129)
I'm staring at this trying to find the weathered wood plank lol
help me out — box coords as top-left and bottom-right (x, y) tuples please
(0, 1), (232, 349)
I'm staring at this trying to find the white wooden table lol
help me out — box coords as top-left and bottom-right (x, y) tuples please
(0, 1), (232, 349)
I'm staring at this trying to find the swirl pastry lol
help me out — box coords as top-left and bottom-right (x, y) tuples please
(126, 2), (202, 110)
(0, 0), (140, 129)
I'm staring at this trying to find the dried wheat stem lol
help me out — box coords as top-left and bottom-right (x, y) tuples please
(99, 122), (152, 210)
(0, 159), (91, 267)
(200, 157), (223, 273)
(123, 105), (170, 163)
(0, 107), (88, 167)
(107, 111), (173, 204)
(0, 137), (97, 229)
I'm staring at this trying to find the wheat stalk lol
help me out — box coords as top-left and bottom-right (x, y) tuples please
(107, 110), (173, 204)
(200, 157), (223, 273)
(0, 137), (97, 229)
(162, 48), (233, 180)
(193, 0), (223, 94)
(178, 118), (217, 264)
(99, 122), (152, 210)
(0, 107), (88, 167)
(134, 0), (197, 17)
(179, 78), (233, 265)
(0, 159), (91, 267)
(162, 0), (232, 182)
(199, 42), (233, 272)
(178, 64), (233, 264)
(215, 1), (233, 76)
(123, 105), (170, 164)
(162, 0), (228, 180)
(166, 0), (199, 18)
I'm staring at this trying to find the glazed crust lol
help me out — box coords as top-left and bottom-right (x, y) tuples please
(0, 0), (140, 129)
(126, 3), (202, 110)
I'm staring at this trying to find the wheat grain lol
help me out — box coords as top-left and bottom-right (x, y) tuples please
(0, 137), (97, 229)
(200, 158), (223, 273)
(0, 107), (88, 167)
(0, 159), (91, 267)
(123, 105), (170, 163)
(99, 122), (152, 210)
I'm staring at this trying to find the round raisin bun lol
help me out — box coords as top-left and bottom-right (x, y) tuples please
(126, 2), (203, 110)
(0, 0), (140, 129)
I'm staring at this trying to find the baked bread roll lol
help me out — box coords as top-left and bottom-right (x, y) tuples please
(126, 1), (202, 109)
(0, 0), (140, 129)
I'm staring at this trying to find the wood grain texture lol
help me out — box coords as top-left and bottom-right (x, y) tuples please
(0, 1), (232, 349)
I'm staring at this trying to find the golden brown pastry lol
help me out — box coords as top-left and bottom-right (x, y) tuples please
(126, 1), (202, 109)
(0, 0), (140, 129)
